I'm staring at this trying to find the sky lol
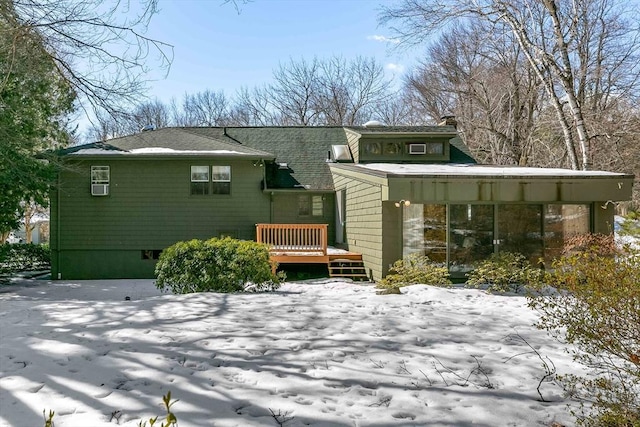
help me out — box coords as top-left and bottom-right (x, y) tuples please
(140, 0), (417, 105)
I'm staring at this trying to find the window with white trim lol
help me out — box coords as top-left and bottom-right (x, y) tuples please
(211, 166), (231, 194)
(91, 166), (110, 196)
(190, 166), (209, 195)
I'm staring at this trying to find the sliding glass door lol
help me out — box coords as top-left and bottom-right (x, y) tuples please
(497, 205), (543, 265)
(449, 205), (494, 272)
(401, 203), (590, 274)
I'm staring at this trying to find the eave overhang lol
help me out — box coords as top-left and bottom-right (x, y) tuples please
(329, 163), (635, 203)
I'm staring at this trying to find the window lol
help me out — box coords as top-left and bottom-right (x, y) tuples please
(312, 195), (323, 216)
(298, 195), (323, 217)
(190, 166), (209, 195)
(91, 166), (110, 196)
(426, 142), (444, 155)
(211, 166), (231, 194)
(141, 250), (162, 260)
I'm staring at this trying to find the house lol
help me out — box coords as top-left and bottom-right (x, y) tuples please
(50, 122), (634, 280)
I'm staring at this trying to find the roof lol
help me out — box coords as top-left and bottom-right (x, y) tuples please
(355, 163), (630, 178)
(58, 128), (275, 159)
(59, 126), (478, 191)
(335, 163), (633, 179)
(186, 127), (351, 190)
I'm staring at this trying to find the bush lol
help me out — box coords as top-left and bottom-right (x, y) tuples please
(155, 237), (281, 294)
(377, 253), (451, 293)
(465, 251), (543, 293)
(528, 246), (640, 426)
(0, 243), (50, 276)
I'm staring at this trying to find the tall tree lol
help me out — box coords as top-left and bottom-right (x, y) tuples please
(0, 4), (75, 238)
(404, 22), (543, 165)
(381, 0), (640, 170)
(10, 0), (172, 116)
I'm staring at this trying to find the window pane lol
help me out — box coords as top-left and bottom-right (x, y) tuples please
(211, 182), (230, 194)
(498, 205), (543, 264)
(312, 196), (323, 216)
(91, 166), (110, 183)
(191, 182), (209, 195)
(212, 166), (231, 182)
(544, 204), (590, 263)
(298, 196), (310, 216)
(449, 204), (494, 272)
(427, 142), (444, 155)
(191, 166), (209, 182)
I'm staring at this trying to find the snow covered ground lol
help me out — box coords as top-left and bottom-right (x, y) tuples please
(0, 278), (585, 427)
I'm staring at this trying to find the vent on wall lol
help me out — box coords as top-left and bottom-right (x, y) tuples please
(408, 143), (427, 155)
(91, 184), (109, 196)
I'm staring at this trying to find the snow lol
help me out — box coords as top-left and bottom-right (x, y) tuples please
(69, 147), (250, 155)
(0, 278), (585, 427)
(359, 163), (628, 177)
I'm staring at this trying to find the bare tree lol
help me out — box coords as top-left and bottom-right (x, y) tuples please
(10, 0), (173, 117)
(269, 58), (321, 125)
(380, 0), (640, 170)
(404, 22), (544, 165)
(314, 56), (392, 125)
(178, 90), (231, 126)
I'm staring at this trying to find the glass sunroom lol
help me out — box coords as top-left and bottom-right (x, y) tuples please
(402, 202), (590, 275)
(330, 162), (634, 280)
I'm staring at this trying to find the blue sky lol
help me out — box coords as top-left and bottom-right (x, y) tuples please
(142, 0), (418, 103)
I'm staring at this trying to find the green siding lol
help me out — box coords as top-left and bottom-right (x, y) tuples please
(332, 172), (387, 280)
(271, 193), (336, 245)
(52, 158), (270, 279)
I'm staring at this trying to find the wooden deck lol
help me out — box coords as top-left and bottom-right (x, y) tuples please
(256, 224), (368, 280)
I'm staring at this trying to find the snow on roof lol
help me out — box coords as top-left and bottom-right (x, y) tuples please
(68, 147), (251, 156)
(358, 163), (626, 177)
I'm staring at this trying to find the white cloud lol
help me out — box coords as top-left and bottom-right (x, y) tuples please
(385, 62), (405, 73)
(367, 35), (400, 44)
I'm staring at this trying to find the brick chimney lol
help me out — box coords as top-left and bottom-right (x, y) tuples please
(438, 115), (457, 128)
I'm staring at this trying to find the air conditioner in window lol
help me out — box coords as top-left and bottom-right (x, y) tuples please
(91, 183), (109, 196)
(409, 143), (427, 155)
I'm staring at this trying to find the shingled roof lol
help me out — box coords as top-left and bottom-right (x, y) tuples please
(59, 126), (477, 191)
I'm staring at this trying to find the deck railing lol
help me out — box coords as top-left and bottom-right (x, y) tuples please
(256, 223), (328, 255)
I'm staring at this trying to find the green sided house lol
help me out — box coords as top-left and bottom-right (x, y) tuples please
(50, 122), (634, 280)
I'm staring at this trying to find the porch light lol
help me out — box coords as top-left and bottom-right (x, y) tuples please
(395, 200), (411, 208)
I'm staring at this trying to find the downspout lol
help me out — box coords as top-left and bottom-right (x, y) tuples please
(56, 173), (61, 280)
(262, 160), (274, 223)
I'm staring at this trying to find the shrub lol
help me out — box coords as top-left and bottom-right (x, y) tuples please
(618, 211), (640, 240)
(563, 233), (619, 257)
(155, 237), (281, 294)
(465, 251), (543, 293)
(377, 253), (451, 293)
(0, 243), (50, 276)
(528, 246), (640, 426)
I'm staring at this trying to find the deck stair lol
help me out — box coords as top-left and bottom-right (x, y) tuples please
(328, 258), (369, 281)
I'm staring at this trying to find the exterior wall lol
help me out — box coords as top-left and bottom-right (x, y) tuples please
(270, 192), (336, 245)
(593, 201), (616, 234)
(344, 129), (360, 163)
(332, 172), (388, 280)
(387, 176), (634, 204)
(52, 158), (271, 279)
